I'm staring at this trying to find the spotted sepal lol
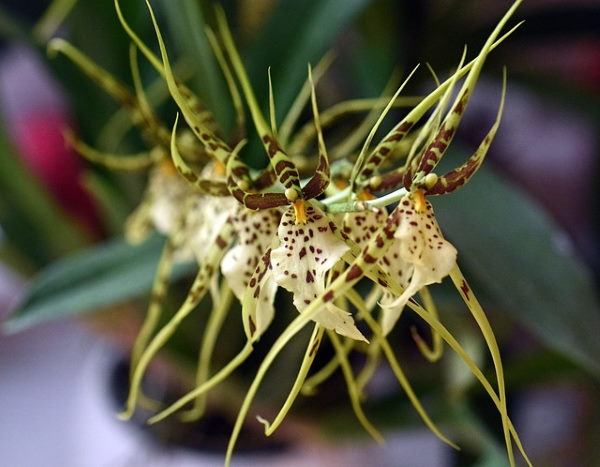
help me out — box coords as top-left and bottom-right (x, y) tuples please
(342, 208), (388, 250)
(342, 208), (410, 318)
(270, 204), (366, 341)
(252, 166), (278, 191)
(426, 73), (506, 195)
(146, 1), (232, 165)
(401, 53), (467, 187)
(226, 149), (288, 210)
(352, 67), (420, 188)
(410, 0), (517, 188)
(409, 95), (467, 187)
(300, 66), (331, 200)
(373, 167), (407, 192)
(169, 114), (230, 196)
(216, 7), (302, 197)
(264, 205), (405, 345)
(116, 0), (218, 137)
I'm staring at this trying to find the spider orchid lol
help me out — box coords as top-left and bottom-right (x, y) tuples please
(133, 0), (432, 430)
(55, 1), (258, 420)
(193, 7), (371, 343)
(215, 1), (529, 465)
(98, 1), (533, 466)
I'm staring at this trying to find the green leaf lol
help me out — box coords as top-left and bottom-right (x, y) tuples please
(245, 0), (371, 119)
(4, 235), (195, 334)
(433, 165), (600, 377)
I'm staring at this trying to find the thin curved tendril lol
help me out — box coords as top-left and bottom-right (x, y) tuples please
(349, 65), (420, 194)
(301, 337), (353, 395)
(345, 288), (458, 449)
(257, 324), (324, 435)
(412, 286), (443, 362)
(148, 341), (254, 425)
(450, 266), (514, 466)
(115, 0), (164, 74)
(130, 238), (175, 373)
(327, 330), (384, 444)
(180, 283), (234, 422)
(279, 51), (335, 147)
(401, 286), (531, 466)
(119, 223), (233, 420)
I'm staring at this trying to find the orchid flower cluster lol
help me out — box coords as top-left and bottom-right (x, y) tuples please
(51, 0), (531, 465)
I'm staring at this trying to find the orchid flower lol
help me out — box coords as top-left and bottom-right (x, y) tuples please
(66, 1), (535, 466)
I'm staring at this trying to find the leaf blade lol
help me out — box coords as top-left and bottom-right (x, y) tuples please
(4, 235), (194, 333)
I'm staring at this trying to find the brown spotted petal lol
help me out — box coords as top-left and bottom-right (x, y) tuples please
(342, 208), (388, 249)
(221, 208), (281, 301)
(271, 204), (366, 341)
(381, 193), (457, 334)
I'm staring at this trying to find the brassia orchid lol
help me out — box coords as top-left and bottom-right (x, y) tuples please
(58, 0), (532, 465)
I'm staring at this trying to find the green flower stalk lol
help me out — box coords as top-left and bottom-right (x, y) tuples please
(53, 0), (532, 465)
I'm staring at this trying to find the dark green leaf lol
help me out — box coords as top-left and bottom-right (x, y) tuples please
(433, 166), (600, 377)
(4, 235), (195, 334)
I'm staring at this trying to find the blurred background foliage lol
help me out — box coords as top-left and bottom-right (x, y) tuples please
(0, 0), (599, 465)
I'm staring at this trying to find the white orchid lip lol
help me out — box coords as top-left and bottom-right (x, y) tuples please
(380, 191), (457, 334)
(270, 203), (366, 341)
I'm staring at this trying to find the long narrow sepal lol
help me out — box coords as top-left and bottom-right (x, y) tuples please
(48, 38), (136, 112)
(169, 114), (231, 196)
(215, 7), (302, 197)
(412, 1), (521, 185)
(354, 17), (523, 190)
(116, 0), (218, 134)
(301, 65), (331, 200)
(402, 49), (467, 186)
(327, 330), (384, 443)
(350, 66), (419, 191)
(450, 265), (515, 467)
(180, 282), (234, 421)
(279, 51), (335, 147)
(224, 207), (413, 466)
(345, 288), (456, 449)
(129, 238), (176, 377)
(226, 150), (288, 210)
(145, 0), (230, 164)
(426, 70), (507, 195)
(205, 27), (246, 142)
(128, 43), (171, 147)
(257, 324), (324, 434)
